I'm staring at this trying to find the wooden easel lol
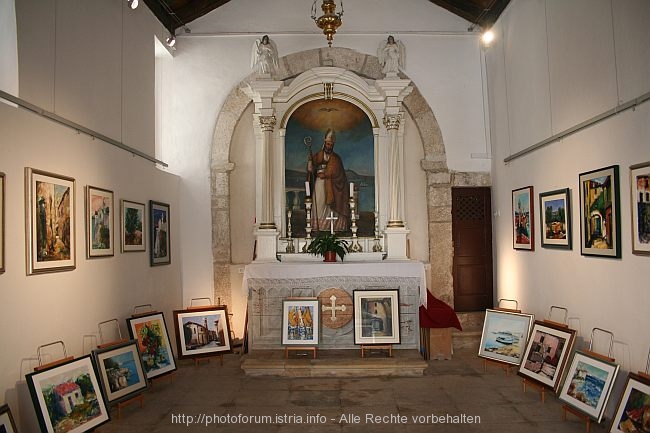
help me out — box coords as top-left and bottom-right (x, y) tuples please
(285, 346), (317, 359)
(561, 328), (615, 433)
(360, 345), (393, 358)
(132, 304), (175, 386)
(185, 298), (226, 366)
(522, 306), (569, 403)
(483, 299), (520, 374)
(97, 319), (145, 419)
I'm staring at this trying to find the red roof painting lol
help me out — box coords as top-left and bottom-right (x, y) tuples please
(53, 381), (80, 395)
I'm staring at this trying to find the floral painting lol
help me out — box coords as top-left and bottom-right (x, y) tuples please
(126, 313), (176, 380)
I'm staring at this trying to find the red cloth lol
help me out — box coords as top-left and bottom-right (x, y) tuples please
(419, 290), (462, 331)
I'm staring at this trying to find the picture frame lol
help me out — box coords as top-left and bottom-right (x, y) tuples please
(609, 372), (650, 433)
(281, 298), (320, 346)
(630, 161), (650, 255)
(517, 320), (577, 391)
(25, 168), (76, 274)
(173, 306), (232, 359)
(92, 339), (148, 405)
(85, 186), (114, 257)
(512, 186), (534, 250)
(559, 350), (619, 423)
(579, 165), (621, 258)
(353, 289), (400, 345)
(126, 312), (176, 380)
(121, 199), (146, 252)
(539, 188), (572, 249)
(0, 404), (18, 433)
(25, 355), (110, 433)
(478, 309), (534, 366)
(0, 172), (5, 274)
(149, 200), (170, 266)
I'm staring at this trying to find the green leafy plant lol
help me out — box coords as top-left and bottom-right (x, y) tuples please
(306, 232), (349, 261)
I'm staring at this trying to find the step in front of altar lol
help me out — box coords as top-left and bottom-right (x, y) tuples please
(241, 349), (427, 377)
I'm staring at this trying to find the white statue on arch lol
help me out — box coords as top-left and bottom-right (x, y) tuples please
(250, 35), (279, 77)
(377, 35), (405, 78)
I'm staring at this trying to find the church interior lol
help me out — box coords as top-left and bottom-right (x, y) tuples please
(0, 0), (649, 431)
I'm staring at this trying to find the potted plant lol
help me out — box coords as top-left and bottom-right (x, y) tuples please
(306, 232), (349, 262)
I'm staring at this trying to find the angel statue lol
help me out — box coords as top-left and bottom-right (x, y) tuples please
(250, 35), (278, 77)
(377, 35), (405, 78)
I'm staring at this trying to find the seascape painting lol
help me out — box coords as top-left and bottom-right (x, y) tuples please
(93, 339), (147, 404)
(567, 360), (608, 408)
(478, 309), (533, 365)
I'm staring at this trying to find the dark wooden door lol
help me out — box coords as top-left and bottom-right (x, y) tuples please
(452, 187), (493, 312)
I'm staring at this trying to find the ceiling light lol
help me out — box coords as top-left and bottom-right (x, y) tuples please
(481, 29), (495, 46)
(127, 0), (138, 10)
(311, 0), (344, 47)
(166, 34), (176, 47)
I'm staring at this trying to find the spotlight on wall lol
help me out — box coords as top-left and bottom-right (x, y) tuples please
(481, 29), (495, 46)
(166, 34), (176, 48)
(127, 0), (138, 10)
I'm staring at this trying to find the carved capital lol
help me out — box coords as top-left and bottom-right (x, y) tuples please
(383, 114), (401, 130)
(259, 115), (276, 132)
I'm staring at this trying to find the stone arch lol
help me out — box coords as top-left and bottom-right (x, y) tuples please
(210, 47), (454, 308)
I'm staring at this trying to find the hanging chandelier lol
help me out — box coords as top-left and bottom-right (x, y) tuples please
(311, 0), (344, 47)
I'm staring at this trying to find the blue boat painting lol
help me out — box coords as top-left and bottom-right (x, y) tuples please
(567, 360), (608, 408)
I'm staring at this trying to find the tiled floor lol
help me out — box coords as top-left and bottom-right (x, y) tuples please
(98, 348), (607, 433)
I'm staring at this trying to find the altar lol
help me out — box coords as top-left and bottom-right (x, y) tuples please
(243, 260), (426, 350)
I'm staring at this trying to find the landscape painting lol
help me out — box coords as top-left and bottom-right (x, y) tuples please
(610, 373), (650, 433)
(512, 186), (534, 250)
(478, 309), (533, 365)
(121, 200), (145, 252)
(540, 188), (571, 249)
(26, 168), (76, 274)
(630, 162), (650, 255)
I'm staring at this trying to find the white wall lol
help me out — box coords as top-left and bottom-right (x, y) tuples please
(1, 0), (181, 427)
(488, 0), (650, 381)
(162, 0), (492, 314)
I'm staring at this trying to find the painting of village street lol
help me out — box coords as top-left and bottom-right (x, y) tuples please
(580, 165), (620, 257)
(478, 309), (533, 365)
(631, 163), (650, 254)
(174, 307), (231, 358)
(26, 357), (109, 433)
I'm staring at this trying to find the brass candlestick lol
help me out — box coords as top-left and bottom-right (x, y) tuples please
(285, 209), (295, 253)
(302, 197), (313, 253)
(349, 197), (362, 252)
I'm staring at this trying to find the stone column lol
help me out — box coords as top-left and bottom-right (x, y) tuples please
(258, 115), (276, 230)
(384, 114), (403, 227)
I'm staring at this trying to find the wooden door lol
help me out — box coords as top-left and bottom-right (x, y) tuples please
(452, 187), (493, 312)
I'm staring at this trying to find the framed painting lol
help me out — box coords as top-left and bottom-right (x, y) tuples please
(173, 306), (232, 359)
(92, 339), (148, 405)
(353, 289), (400, 345)
(25, 168), (76, 274)
(517, 320), (576, 391)
(281, 298), (320, 346)
(579, 165), (621, 258)
(539, 188), (572, 249)
(85, 186), (113, 257)
(478, 309), (534, 366)
(149, 200), (170, 266)
(121, 199), (146, 252)
(126, 312), (176, 380)
(0, 172), (4, 274)
(630, 161), (650, 255)
(25, 355), (110, 433)
(512, 186), (534, 250)
(609, 372), (650, 433)
(0, 404), (18, 433)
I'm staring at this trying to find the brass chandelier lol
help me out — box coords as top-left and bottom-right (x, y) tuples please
(311, 0), (344, 47)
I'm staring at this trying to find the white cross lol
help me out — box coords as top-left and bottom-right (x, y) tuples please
(322, 295), (346, 321)
(325, 211), (338, 234)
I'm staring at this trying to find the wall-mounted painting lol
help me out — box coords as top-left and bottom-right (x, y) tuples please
(149, 200), (170, 266)
(126, 312), (176, 380)
(121, 200), (146, 252)
(539, 188), (571, 249)
(517, 320), (576, 391)
(25, 168), (76, 274)
(85, 186), (113, 257)
(609, 372), (650, 433)
(92, 339), (148, 405)
(558, 350), (619, 422)
(353, 289), (400, 345)
(579, 165), (621, 258)
(0, 172), (4, 274)
(281, 298), (320, 346)
(173, 306), (232, 359)
(630, 161), (650, 255)
(0, 404), (18, 433)
(478, 309), (534, 366)
(284, 98), (375, 237)
(25, 355), (110, 433)
(512, 186), (534, 250)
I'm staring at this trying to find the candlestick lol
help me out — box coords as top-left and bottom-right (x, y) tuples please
(349, 182), (354, 197)
(305, 181), (311, 197)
